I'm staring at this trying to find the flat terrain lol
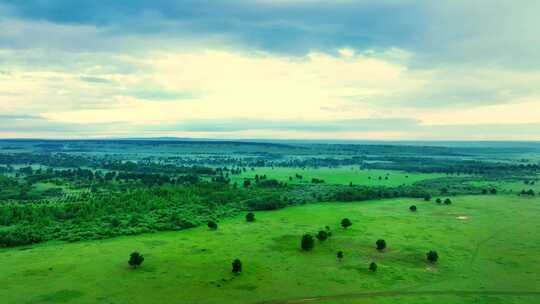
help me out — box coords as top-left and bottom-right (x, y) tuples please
(1, 195), (539, 304)
(231, 167), (446, 186)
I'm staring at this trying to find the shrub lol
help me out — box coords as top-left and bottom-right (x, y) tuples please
(245, 195), (285, 211)
(409, 205), (417, 212)
(207, 220), (218, 230)
(245, 212), (255, 222)
(369, 262), (377, 272)
(128, 252), (144, 268)
(376, 239), (386, 251)
(444, 198), (452, 205)
(301, 234), (315, 251)
(232, 259), (242, 273)
(435, 198), (442, 204)
(341, 218), (352, 229)
(427, 250), (439, 263)
(258, 179), (281, 188)
(316, 230), (328, 241)
(110, 217), (121, 227)
(337, 251), (344, 260)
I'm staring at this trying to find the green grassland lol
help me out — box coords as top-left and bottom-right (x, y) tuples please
(467, 179), (540, 194)
(231, 167), (446, 187)
(1, 195), (539, 304)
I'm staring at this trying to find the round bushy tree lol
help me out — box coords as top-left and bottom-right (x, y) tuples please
(409, 205), (417, 212)
(337, 251), (344, 260)
(376, 239), (387, 251)
(435, 198), (442, 204)
(208, 220), (218, 230)
(444, 198), (452, 205)
(128, 252), (144, 269)
(232, 259), (242, 273)
(301, 234), (315, 251)
(246, 212), (255, 222)
(341, 218), (352, 229)
(427, 250), (439, 263)
(316, 230), (328, 241)
(369, 262), (377, 272)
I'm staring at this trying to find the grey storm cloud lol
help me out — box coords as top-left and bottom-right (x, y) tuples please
(1, 1), (539, 68)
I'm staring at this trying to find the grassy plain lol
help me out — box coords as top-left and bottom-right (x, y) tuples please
(1, 195), (539, 304)
(230, 167), (446, 187)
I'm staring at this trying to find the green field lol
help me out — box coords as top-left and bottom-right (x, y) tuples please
(231, 167), (446, 187)
(467, 179), (540, 194)
(1, 195), (539, 304)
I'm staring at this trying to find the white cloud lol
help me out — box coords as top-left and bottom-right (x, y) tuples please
(40, 48), (425, 124)
(2, 14), (540, 139)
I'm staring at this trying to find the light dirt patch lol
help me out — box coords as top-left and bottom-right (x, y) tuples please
(425, 265), (438, 272)
(456, 215), (470, 220)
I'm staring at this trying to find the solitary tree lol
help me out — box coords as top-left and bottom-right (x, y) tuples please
(316, 230), (328, 241)
(246, 212), (255, 222)
(208, 220), (218, 230)
(427, 250), (439, 263)
(232, 259), (242, 273)
(128, 252), (144, 269)
(337, 251), (344, 260)
(369, 262), (378, 272)
(301, 234), (315, 251)
(409, 205), (417, 212)
(341, 218), (352, 229)
(376, 239), (387, 251)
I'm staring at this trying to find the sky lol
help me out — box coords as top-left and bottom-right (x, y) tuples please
(1, 0), (540, 140)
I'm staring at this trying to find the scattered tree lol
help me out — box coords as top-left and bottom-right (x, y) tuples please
(128, 252), (144, 268)
(316, 230), (328, 241)
(369, 262), (377, 272)
(444, 198), (452, 205)
(341, 218), (352, 229)
(301, 234), (315, 251)
(337, 251), (344, 260)
(427, 250), (439, 263)
(246, 212), (255, 222)
(435, 198), (442, 204)
(232, 259), (242, 273)
(208, 220), (218, 230)
(409, 205), (417, 212)
(376, 239), (387, 251)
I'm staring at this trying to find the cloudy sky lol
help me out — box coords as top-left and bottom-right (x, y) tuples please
(1, 0), (540, 140)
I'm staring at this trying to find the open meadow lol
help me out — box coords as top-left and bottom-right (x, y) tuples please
(229, 167), (447, 187)
(1, 195), (539, 304)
